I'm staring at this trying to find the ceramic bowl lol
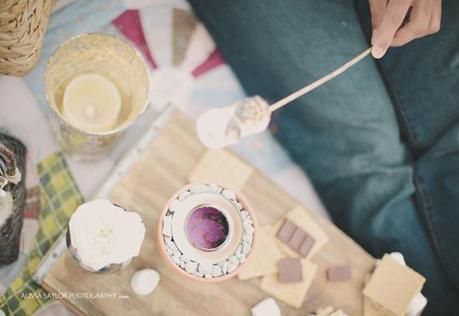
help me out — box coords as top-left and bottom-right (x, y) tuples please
(157, 184), (257, 282)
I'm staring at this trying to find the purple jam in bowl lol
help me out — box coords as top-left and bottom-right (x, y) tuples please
(186, 206), (229, 250)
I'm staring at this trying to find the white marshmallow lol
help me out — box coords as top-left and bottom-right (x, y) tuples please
(242, 241), (252, 256)
(162, 215), (173, 238)
(244, 224), (255, 236)
(164, 237), (174, 248)
(190, 183), (209, 194)
(222, 189), (236, 201)
(211, 265), (223, 277)
(198, 263), (213, 276)
(220, 261), (229, 274)
(251, 298), (281, 316)
(196, 96), (271, 149)
(185, 261), (198, 274)
(208, 184), (222, 193)
(171, 254), (182, 266)
(130, 269), (160, 296)
(169, 199), (180, 213)
(389, 252), (406, 266)
(227, 261), (238, 273)
(178, 190), (191, 201)
(407, 292), (427, 316)
(228, 255), (240, 265)
(241, 211), (252, 222)
(375, 252), (406, 268)
(196, 106), (238, 149)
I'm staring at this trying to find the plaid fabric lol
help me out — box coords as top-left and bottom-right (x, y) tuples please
(22, 187), (40, 220)
(0, 153), (83, 316)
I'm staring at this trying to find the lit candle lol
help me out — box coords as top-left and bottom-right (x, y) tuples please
(62, 73), (122, 133)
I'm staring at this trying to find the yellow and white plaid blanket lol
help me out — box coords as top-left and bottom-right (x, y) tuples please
(0, 153), (83, 316)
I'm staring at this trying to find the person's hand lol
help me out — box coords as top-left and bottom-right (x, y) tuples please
(370, 0), (442, 58)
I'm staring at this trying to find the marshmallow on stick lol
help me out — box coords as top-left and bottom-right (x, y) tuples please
(197, 96), (270, 149)
(196, 48), (372, 149)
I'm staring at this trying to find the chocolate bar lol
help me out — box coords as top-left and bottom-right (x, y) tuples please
(288, 228), (306, 250)
(277, 219), (316, 257)
(326, 265), (352, 282)
(276, 219), (296, 242)
(298, 235), (315, 257)
(277, 258), (303, 283)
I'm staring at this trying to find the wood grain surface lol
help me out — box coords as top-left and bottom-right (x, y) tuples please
(42, 109), (375, 316)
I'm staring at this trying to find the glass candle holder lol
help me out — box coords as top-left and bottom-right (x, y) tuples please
(66, 229), (132, 274)
(44, 33), (151, 160)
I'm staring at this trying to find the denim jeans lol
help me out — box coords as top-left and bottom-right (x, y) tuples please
(188, 0), (459, 314)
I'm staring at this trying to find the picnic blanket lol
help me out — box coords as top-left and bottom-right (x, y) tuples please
(0, 0), (326, 314)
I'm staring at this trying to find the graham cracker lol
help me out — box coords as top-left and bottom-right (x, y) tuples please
(260, 259), (317, 308)
(271, 206), (328, 259)
(188, 150), (252, 190)
(363, 298), (394, 316)
(363, 255), (425, 316)
(238, 225), (283, 280)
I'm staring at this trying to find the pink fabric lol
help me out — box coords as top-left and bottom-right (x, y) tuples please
(112, 10), (157, 68)
(192, 49), (225, 77)
(113, 9), (224, 77)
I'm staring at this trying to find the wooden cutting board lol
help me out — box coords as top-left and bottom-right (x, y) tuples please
(38, 108), (374, 316)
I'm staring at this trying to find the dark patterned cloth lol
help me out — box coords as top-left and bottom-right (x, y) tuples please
(0, 153), (83, 316)
(0, 133), (27, 266)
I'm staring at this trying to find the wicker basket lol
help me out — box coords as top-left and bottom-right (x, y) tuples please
(0, 134), (27, 265)
(0, 0), (55, 76)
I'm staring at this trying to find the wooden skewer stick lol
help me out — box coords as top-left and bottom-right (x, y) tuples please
(269, 47), (372, 112)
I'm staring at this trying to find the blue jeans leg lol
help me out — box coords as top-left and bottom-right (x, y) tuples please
(356, 0), (459, 297)
(188, 0), (459, 313)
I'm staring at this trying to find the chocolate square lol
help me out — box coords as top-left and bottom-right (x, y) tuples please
(287, 227), (306, 251)
(298, 235), (315, 257)
(276, 219), (297, 243)
(277, 258), (303, 283)
(327, 265), (352, 282)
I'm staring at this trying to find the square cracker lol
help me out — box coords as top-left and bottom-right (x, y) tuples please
(238, 226), (284, 280)
(260, 259), (317, 308)
(363, 298), (393, 316)
(271, 206), (328, 259)
(363, 255), (425, 316)
(188, 150), (252, 190)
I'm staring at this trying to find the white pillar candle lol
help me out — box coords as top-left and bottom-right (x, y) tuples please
(63, 73), (122, 133)
(69, 199), (145, 271)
